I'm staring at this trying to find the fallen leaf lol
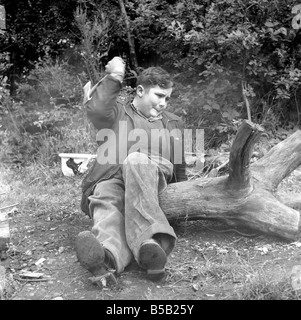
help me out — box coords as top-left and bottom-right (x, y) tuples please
(255, 245), (272, 255)
(35, 257), (46, 266)
(291, 242), (301, 248)
(58, 247), (64, 254)
(25, 250), (32, 256)
(192, 284), (199, 292)
(218, 248), (228, 254)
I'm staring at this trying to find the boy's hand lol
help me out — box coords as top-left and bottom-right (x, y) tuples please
(105, 57), (125, 77)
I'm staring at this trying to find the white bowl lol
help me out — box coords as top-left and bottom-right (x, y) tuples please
(58, 153), (96, 177)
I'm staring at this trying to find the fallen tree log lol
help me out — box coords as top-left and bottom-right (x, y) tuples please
(159, 120), (301, 241)
(277, 193), (301, 211)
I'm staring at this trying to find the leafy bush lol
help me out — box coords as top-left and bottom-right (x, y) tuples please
(74, 5), (110, 83)
(0, 53), (96, 168)
(16, 52), (87, 109)
(4, 0), (301, 160)
(129, 0), (301, 139)
(0, 102), (97, 168)
(0, 51), (12, 112)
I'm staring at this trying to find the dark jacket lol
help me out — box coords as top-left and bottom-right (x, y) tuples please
(81, 75), (187, 215)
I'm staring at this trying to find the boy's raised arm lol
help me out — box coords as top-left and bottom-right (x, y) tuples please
(83, 57), (125, 130)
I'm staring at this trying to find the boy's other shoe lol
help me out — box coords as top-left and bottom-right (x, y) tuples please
(138, 238), (167, 282)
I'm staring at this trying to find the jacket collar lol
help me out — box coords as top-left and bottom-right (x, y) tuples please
(123, 100), (180, 127)
(130, 102), (163, 122)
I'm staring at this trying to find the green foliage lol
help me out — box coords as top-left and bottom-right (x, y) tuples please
(170, 78), (241, 148)
(0, 52), (13, 122)
(4, 0), (79, 68)
(0, 51), (95, 168)
(0, 76), (11, 114)
(74, 4), (110, 83)
(167, 0), (301, 123)
(0, 102), (97, 168)
(3, 0), (301, 154)
(127, 0), (301, 142)
(16, 52), (87, 108)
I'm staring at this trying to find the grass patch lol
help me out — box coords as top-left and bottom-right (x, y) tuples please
(0, 164), (83, 215)
(1, 152), (301, 300)
(234, 271), (301, 300)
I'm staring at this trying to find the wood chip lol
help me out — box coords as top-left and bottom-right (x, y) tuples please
(19, 271), (44, 278)
(35, 257), (46, 266)
(192, 283), (199, 292)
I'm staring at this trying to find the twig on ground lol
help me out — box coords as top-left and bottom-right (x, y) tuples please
(14, 276), (56, 283)
(88, 272), (117, 288)
(162, 278), (192, 288)
(0, 203), (19, 211)
(28, 177), (41, 185)
(203, 225), (257, 237)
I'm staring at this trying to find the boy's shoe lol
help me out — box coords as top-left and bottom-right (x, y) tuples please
(138, 239), (167, 282)
(75, 231), (116, 276)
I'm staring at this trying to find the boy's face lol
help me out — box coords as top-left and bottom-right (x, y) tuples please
(136, 85), (173, 118)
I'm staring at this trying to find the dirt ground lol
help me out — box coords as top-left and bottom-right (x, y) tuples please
(1, 166), (301, 301)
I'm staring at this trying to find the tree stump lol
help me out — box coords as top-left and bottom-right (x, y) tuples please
(160, 120), (301, 240)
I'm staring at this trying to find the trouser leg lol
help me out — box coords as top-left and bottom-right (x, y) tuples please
(122, 152), (176, 263)
(88, 171), (133, 273)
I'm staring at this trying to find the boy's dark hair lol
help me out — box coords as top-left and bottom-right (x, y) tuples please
(136, 67), (173, 89)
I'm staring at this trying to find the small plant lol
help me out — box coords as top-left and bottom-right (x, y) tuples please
(16, 52), (86, 109)
(74, 5), (110, 83)
(0, 104), (97, 168)
(236, 272), (301, 300)
(170, 78), (240, 149)
(0, 51), (13, 115)
(0, 51), (96, 169)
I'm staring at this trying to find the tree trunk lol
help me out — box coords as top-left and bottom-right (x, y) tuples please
(118, 0), (139, 72)
(251, 130), (301, 190)
(159, 120), (301, 241)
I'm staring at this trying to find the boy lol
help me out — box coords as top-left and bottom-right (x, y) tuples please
(76, 57), (187, 281)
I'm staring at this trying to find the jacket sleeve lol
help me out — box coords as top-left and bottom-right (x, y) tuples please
(83, 75), (122, 130)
